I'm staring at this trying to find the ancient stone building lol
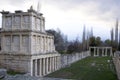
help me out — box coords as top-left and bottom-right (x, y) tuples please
(0, 6), (60, 77)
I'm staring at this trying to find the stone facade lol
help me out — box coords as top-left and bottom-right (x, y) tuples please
(0, 6), (60, 77)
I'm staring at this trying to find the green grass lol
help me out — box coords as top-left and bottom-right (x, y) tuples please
(46, 57), (118, 80)
(7, 70), (24, 75)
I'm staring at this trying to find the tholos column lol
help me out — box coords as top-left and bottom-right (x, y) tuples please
(97, 47), (99, 56)
(94, 47), (96, 56)
(105, 48), (107, 56)
(89, 47), (91, 56)
(110, 48), (113, 56)
(102, 48), (104, 56)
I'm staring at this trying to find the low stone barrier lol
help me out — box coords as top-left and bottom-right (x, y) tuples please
(60, 51), (90, 68)
(3, 74), (73, 80)
(113, 51), (120, 80)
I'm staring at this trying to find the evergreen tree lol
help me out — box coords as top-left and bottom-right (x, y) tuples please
(110, 28), (114, 46)
(115, 19), (119, 49)
(82, 25), (86, 51)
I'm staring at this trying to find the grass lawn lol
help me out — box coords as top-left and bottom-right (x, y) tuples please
(46, 57), (118, 80)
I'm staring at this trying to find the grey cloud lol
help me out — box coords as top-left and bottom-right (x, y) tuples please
(8, 0), (27, 6)
(0, 0), (28, 7)
(43, 0), (120, 20)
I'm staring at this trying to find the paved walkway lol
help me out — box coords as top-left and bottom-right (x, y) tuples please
(2, 75), (73, 80)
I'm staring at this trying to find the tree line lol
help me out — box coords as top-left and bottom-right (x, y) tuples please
(46, 27), (112, 54)
(110, 19), (120, 52)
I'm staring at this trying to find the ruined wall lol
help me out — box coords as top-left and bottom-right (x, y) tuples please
(60, 51), (90, 68)
(113, 51), (120, 80)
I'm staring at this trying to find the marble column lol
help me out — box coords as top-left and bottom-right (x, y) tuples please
(47, 57), (50, 73)
(32, 60), (35, 76)
(30, 60), (33, 76)
(35, 36), (37, 53)
(1, 35), (5, 51)
(46, 37), (47, 52)
(35, 59), (37, 76)
(45, 37), (46, 53)
(47, 38), (49, 52)
(56, 57), (58, 70)
(11, 15), (14, 30)
(39, 36), (42, 53)
(43, 58), (46, 75)
(58, 56), (61, 69)
(56, 56), (58, 70)
(49, 57), (52, 73)
(41, 58), (44, 76)
(41, 37), (43, 53)
(39, 59), (42, 76)
(2, 16), (5, 29)
(53, 57), (55, 71)
(55, 56), (57, 70)
(20, 35), (22, 52)
(20, 15), (22, 29)
(43, 37), (44, 53)
(37, 59), (40, 76)
(46, 58), (49, 74)
(51, 57), (53, 71)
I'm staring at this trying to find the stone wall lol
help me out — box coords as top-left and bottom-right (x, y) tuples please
(60, 51), (90, 68)
(0, 52), (61, 77)
(0, 53), (31, 73)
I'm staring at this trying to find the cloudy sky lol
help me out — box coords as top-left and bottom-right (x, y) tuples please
(0, 0), (120, 41)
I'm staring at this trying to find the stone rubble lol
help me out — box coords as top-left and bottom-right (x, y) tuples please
(0, 69), (7, 79)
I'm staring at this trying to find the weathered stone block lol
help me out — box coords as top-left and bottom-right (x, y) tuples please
(0, 69), (7, 79)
